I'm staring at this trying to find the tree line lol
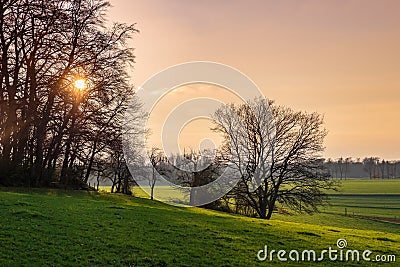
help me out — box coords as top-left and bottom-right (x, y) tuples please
(325, 157), (400, 179)
(0, 0), (140, 192)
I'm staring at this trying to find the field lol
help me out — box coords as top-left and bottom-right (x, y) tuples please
(325, 179), (400, 222)
(102, 179), (400, 220)
(332, 179), (400, 194)
(0, 181), (399, 266)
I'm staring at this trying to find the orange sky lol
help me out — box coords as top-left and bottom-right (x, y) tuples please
(109, 0), (400, 160)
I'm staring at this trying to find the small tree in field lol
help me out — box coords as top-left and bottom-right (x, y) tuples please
(148, 148), (165, 200)
(213, 98), (338, 219)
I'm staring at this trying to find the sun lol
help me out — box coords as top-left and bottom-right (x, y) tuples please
(74, 79), (86, 90)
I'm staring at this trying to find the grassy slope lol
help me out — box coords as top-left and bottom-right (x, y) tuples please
(0, 188), (399, 266)
(125, 180), (400, 231)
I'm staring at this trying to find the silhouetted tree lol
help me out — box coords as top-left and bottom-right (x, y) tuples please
(213, 98), (338, 219)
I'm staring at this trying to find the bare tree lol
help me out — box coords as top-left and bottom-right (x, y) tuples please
(153, 148), (222, 205)
(213, 98), (338, 219)
(148, 147), (164, 200)
(325, 158), (332, 178)
(344, 157), (352, 179)
(393, 161), (400, 178)
(337, 157), (344, 179)
(377, 159), (386, 179)
(363, 157), (379, 179)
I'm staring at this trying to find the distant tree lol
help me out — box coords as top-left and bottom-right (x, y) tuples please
(154, 148), (222, 205)
(377, 159), (387, 179)
(386, 161), (395, 179)
(325, 158), (334, 178)
(344, 157), (352, 179)
(363, 157), (379, 179)
(395, 161), (400, 178)
(337, 157), (344, 179)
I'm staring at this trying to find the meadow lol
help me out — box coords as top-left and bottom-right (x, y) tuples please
(332, 179), (400, 194)
(326, 179), (400, 221)
(0, 180), (399, 266)
(102, 179), (400, 221)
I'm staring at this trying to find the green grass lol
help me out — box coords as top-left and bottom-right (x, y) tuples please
(104, 179), (400, 230)
(333, 179), (400, 194)
(326, 195), (400, 218)
(0, 188), (399, 266)
(322, 179), (400, 219)
(124, 179), (400, 220)
(263, 179), (400, 234)
(99, 186), (189, 204)
(273, 211), (400, 234)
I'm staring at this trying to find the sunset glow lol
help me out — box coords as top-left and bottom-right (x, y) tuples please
(109, 0), (400, 160)
(74, 79), (86, 91)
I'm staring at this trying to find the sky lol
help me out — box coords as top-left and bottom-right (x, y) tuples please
(108, 0), (400, 160)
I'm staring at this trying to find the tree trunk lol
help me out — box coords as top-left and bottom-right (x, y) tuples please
(265, 204), (273, 220)
(265, 191), (279, 220)
(34, 89), (57, 184)
(60, 136), (72, 185)
(84, 139), (97, 184)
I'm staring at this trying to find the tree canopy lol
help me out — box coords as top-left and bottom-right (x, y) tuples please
(0, 0), (138, 188)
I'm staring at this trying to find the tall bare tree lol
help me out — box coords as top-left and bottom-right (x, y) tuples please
(213, 98), (338, 219)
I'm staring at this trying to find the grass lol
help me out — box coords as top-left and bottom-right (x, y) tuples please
(0, 187), (399, 266)
(322, 179), (400, 220)
(104, 179), (400, 219)
(326, 195), (400, 218)
(333, 179), (400, 194)
(99, 186), (189, 205)
(102, 179), (400, 231)
(101, 178), (400, 197)
(261, 179), (400, 235)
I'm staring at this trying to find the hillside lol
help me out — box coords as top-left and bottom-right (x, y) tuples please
(0, 188), (398, 266)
